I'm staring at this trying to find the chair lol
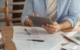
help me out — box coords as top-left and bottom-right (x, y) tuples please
(0, 0), (25, 26)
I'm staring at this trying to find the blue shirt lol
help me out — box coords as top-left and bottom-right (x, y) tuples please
(21, 0), (80, 27)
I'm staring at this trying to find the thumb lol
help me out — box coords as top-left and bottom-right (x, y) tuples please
(52, 22), (57, 25)
(35, 14), (39, 16)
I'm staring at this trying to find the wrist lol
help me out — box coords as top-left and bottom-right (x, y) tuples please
(59, 23), (63, 31)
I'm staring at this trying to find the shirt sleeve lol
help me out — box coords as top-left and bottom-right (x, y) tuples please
(62, 0), (80, 27)
(21, 0), (33, 25)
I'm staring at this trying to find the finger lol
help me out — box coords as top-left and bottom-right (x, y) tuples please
(42, 24), (58, 33)
(46, 28), (55, 34)
(46, 24), (54, 28)
(53, 25), (60, 32)
(54, 29), (58, 32)
(25, 18), (29, 25)
(31, 13), (35, 16)
(26, 18), (31, 23)
(35, 14), (39, 16)
(48, 30), (55, 34)
(42, 24), (54, 31)
(28, 13), (35, 16)
(52, 22), (58, 26)
(26, 18), (30, 21)
(42, 25), (55, 33)
(46, 24), (57, 30)
(28, 19), (34, 26)
(42, 25), (48, 30)
(42, 25), (49, 30)
(52, 25), (57, 28)
(48, 27), (55, 31)
(29, 21), (34, 26)
(51, 28), (59, 33)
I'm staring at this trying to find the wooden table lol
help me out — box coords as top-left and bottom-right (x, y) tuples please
(0, 22), (80, 50)
(0, 26), (16, 50)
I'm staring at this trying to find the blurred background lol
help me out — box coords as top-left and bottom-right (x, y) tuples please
(0, 0), (25, 26)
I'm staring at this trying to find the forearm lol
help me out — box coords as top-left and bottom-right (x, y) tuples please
(59, 20), (72, 30)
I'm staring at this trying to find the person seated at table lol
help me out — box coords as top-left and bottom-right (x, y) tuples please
(21, 0), (80, 34)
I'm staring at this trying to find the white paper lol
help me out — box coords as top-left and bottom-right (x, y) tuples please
(62, 42), (80, 50)
(61, 31), (80, 50)
(66, 31), (78, 37)
(12, 39), (63, 50)
(62, 31), (80, 45)
(12, 26), (64, 50)
(12, 39), (30, 50)
(13, 26), (41, 39)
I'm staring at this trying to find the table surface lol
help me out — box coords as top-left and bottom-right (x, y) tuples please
(0, 22), (80, 50)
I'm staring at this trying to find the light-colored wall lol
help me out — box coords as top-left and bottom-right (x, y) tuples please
(0, 0), (12, 26)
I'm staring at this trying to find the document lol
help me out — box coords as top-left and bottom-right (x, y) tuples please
(62, 42), (80, 50)
(62, 31), (80, 45)
(13, 26), (41, 39)
(61, 31), (80, 50)
(12, 26), (64, 50)
(12, 39), (61, 50)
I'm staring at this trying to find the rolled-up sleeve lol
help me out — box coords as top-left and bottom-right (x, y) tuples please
(62, 0), (80, 27)
(21, 0), (33, 25)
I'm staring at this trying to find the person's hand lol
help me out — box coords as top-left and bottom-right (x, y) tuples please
(42, 22), (61, 34)
(25, 18), (33, 26)
(25, 13), (39, 26)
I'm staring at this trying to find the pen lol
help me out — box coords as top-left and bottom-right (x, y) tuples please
(27, 39), (44, 42)
(24, 29), (30, 35)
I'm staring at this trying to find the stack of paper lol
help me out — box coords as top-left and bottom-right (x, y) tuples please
(12, 26), (64, 50)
